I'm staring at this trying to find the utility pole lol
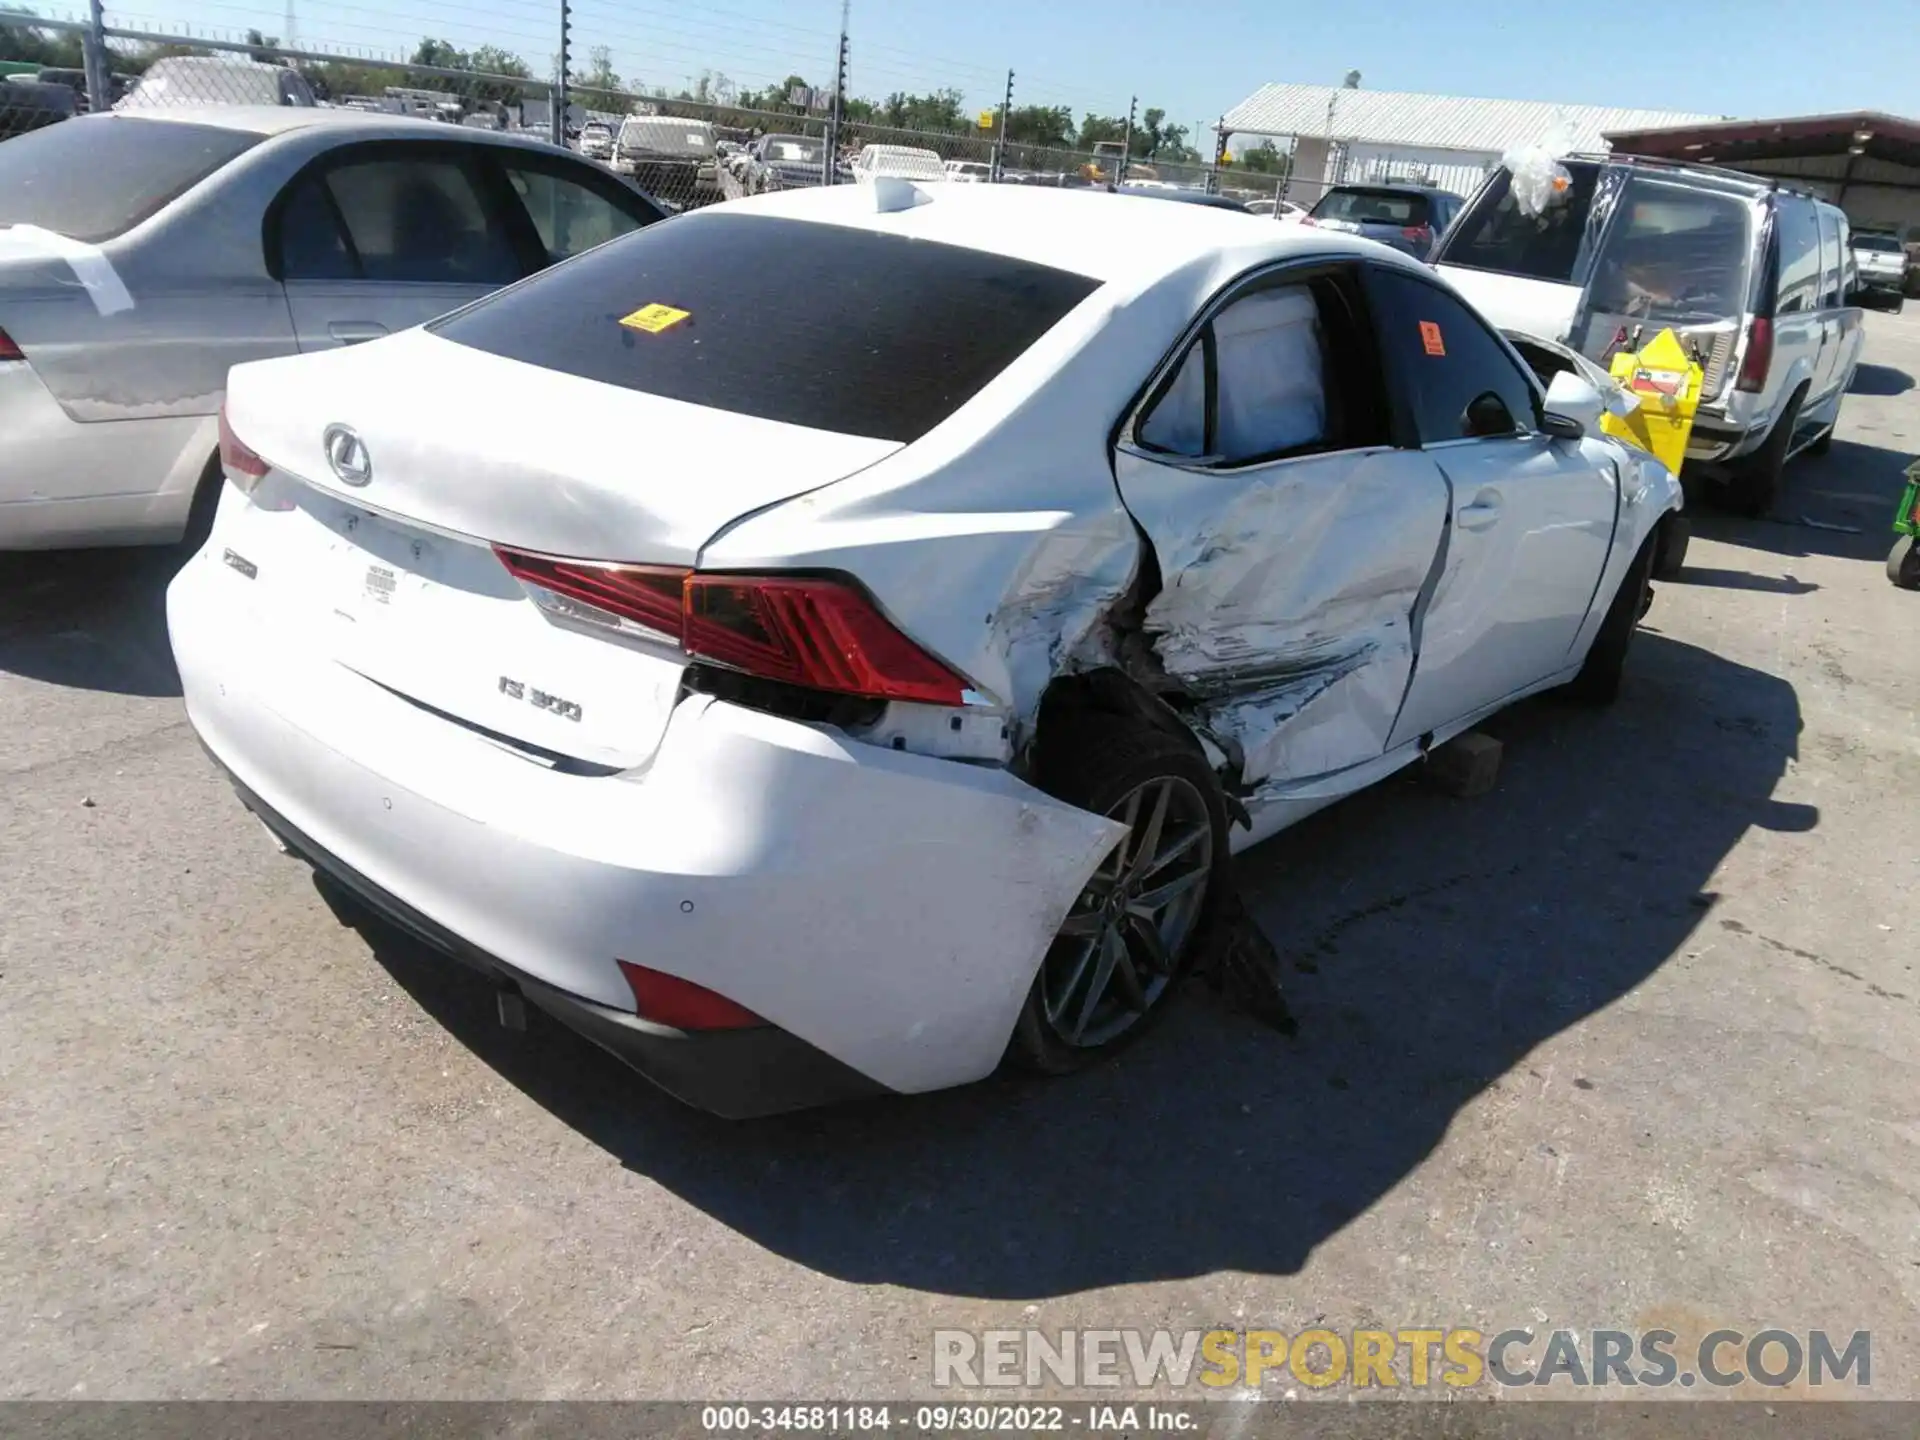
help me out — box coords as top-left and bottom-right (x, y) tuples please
(1113, 94), (1135, 191)
(990, 68), (1013, 183)
(82, 0), (109, 115)
(1210, 115), (1227, 195)
(551, 0), (570, 146)
(824, 0), (849, 186)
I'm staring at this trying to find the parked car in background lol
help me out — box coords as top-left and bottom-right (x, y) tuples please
(577, 119), (615, 161)
(0, 106), (666, 552)
(1850, 229), (1906, 312)
(1246, 197), (1308, 222)
(613, 114), (720, 208)
(0, 76), (78, 139)
(1302, 182), (1465, 257)
(945, 159), (992, 183)
(1114, 185), (1256, 213)
(171, 183), (1677, 1116)
(1433, 154), (1865, 516)
(743, 132), (832, 192)
(849, 143), (946, 182)
(119, 56), (316, 108)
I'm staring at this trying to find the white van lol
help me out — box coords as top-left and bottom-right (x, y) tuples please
(1433, 155), (1865, 515)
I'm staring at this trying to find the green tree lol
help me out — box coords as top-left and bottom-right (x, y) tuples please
(1235, 138), (1287, 175)
(1003, 103), (1072, 147)
(0, 6), (85, 67)
(243, 27), (278, 64)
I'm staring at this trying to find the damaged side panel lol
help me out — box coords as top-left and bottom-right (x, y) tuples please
(1115, 446), (1453, 788)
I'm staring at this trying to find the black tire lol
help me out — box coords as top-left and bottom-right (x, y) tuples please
(1564, 534), (1656, 706)
(1011, 719), (1230, 1074)
(1651, 511), (1690, 581)
(1890, 534), (1920, 590)
(1725, 385), (1806, 518)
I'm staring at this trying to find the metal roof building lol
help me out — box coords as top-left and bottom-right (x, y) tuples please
(1219, 82), (1725, 205)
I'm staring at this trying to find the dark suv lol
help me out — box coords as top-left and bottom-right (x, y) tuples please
(1303, 182), (1466, 257)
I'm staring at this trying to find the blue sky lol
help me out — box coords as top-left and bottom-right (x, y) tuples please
(85, 0), (1917, 140)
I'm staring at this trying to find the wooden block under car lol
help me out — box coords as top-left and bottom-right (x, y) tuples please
(1421, 730), (1503, 798)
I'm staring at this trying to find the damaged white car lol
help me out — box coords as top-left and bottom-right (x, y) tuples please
(167, 182), (1681, 1118)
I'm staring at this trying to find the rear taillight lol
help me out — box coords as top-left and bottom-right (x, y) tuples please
(218, 405), (269, 484)
(1735, 317), (1773, 394)
(1299, 216), (1319, 227)
(0, 327), (22, 362)
(494, 548), (971, 707)
(1401, 225), (1432, 243)
(618, 961), (763, 1030)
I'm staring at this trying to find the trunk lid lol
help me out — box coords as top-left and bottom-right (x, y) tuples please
(218, 328), (900, 769)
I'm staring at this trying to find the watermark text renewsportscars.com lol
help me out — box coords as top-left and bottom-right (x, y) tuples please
(933, 1328), (1871, 1391)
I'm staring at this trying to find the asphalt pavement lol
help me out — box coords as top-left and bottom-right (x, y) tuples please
(3, 311), (1919, 1401)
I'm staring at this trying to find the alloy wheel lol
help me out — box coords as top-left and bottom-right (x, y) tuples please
(1039, 775), (1216, 1048)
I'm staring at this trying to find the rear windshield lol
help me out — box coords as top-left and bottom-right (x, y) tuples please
(431, 212), (1101, 443)
(1312, 187), (1430, 225)
(0, 116), (258, 242)
(763, 137), (821, 162)
(1436, 161), (1603, 283)
(1854, 234), (1902, 253)
(1586, 175), (1751, 322)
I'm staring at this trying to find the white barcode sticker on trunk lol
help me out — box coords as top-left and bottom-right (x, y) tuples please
(364, 565), (397, 605)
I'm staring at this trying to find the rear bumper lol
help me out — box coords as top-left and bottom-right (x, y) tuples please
(231, 768), (883, 1118)
(0, 361), (215, 549)
(167, 534), (1121, 1105)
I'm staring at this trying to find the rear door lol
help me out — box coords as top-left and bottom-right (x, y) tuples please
(1766, 196), (1825, 409)
(273, 142), (527, 349)
(1366, 266), (1619, 746)
(1112, 260), (1452, 787)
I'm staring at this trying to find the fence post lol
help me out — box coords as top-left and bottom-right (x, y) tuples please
(550, 0), (569, 146)
(83, 0), (110, 114)
(990, 68), (1013, 182)
(1113, 94), (1134, 191)
(824, 20), (848, 185)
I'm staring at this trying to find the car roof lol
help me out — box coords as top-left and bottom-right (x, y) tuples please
(86, 105), (560, 147)
(702, 181), (1394, 283)
(1117, 186), (1253, 212)
(1325, 181), (1460, 198)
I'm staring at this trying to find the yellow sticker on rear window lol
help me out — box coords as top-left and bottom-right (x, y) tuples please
(619, 303), (690, 334)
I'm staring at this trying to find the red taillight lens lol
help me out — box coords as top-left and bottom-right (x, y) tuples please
(493, 547), (971, 707)
(618, 961), (763, 1030)
(218, 405), (269, 480)
(1401, 225), (1432, 242)
(0, 326), (23, 362)
(1735, 317), (1773, 394)
(1299, 215), (1319, 227)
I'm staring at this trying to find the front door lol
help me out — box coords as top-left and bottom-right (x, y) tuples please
(1111, 262), (1452, 789)
(1363, 267), (1619, 748)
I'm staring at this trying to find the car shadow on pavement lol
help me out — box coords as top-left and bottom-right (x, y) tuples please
(1848, 362), (1914, 398)
(1688, 436), (1915, 566)
(350, 629), (1808, 1300)
(0, 546), (185, 698)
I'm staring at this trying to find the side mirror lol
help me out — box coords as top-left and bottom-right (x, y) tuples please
(1542, 369), (1605, 440)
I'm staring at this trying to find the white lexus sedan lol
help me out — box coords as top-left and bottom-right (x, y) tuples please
(168, 181), (1681, 1117)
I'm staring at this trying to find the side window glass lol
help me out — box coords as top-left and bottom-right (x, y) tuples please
(1132, 272), (1390, 467)
(322, 156), (522, 285)
(276, 171), (356, 281)
(1367, 267), (1538, 444)
(503, 163), (649, 263)
(1818, 211), (1845, 309)
(1137, 342), (1206, 457)
(1776, 200), (1821, 314)
(1213, 286), (1328, 462)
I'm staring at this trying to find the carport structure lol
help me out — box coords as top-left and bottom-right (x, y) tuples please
(1605, 110), (1920, 241)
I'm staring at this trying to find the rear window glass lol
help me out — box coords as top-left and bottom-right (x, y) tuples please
(1436, 161), (1603, 283)
(1855, 234), (1902, 253)
(430, 213), (1101, 443)
(1312, 188), (1429, 226)
(0, 117), (258, 242)
(1586, 176), (1751, 323)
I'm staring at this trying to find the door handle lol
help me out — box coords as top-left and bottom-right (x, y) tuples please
(1456, 493), (1502, 531)
(328, 321), (388, 345)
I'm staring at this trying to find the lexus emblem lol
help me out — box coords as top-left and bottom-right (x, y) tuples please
(323, 424), (372, 487)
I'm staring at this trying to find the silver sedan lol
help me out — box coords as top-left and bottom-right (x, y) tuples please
(0, 105), (666, 551)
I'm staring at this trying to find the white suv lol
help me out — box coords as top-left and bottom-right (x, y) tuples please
(1434, 155), (1866, 515)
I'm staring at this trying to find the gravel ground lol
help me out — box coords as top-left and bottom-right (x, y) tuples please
(3, 311), (1918, 1403)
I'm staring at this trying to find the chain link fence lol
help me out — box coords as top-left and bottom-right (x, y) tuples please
(1, 6), (1428, 222)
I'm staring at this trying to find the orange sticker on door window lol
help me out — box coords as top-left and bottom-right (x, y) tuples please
(1419, 321), (1446, 356)
(619, 303), (690, 334)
